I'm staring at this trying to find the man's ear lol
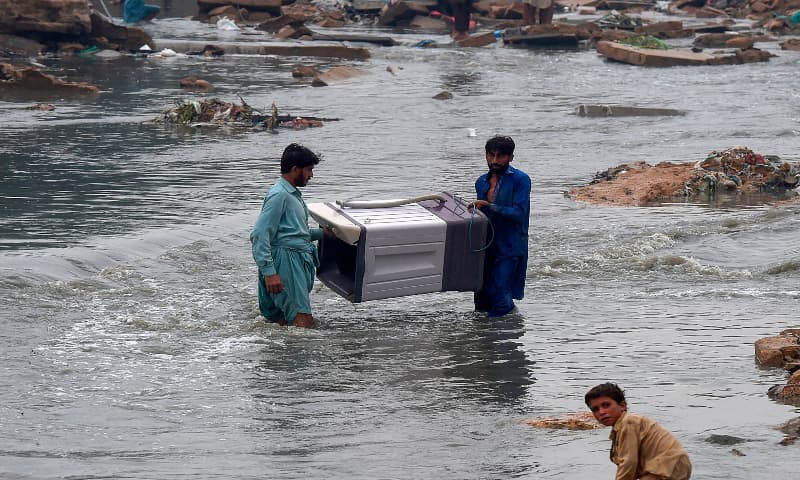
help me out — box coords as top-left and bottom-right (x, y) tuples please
(620, 401), (628, 411)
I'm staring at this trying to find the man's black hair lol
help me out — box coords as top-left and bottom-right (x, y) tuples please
(280, 143), (321, 173)
(485, 135), (515, 156)
(585, 382), (626, 406)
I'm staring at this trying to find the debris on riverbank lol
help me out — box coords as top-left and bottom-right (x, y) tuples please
(755, 329), (800, 404)
(156, 97), (338, 131)
(567, 146), (800, 206)
(526, 412), (601, 430)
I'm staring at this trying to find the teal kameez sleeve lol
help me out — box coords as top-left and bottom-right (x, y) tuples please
(250, 192), (288, 277)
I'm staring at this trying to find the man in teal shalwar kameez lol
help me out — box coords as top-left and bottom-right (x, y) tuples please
(250, 144), (328, 328)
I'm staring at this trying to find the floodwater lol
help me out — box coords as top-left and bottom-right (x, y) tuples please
(2, 8), (800, 480)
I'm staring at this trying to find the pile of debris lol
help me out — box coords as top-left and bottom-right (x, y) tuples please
(156, 98), (335, 130)
(567, 146), (800, 206)
(755, 329), (800, 403)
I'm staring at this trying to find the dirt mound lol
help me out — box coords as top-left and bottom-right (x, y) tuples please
(568, 147), (800, 206)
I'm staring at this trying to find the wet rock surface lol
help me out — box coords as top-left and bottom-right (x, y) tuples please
(754, 329), (800, 404)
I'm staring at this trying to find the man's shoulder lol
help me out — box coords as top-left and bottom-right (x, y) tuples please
(507, 166), (531, 179)
(268, 178), (295, 195)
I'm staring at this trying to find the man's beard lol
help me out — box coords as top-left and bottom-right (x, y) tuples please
(488, 164), (505, 174)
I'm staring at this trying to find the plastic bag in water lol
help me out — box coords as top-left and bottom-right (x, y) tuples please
(216, 17), (239, 31)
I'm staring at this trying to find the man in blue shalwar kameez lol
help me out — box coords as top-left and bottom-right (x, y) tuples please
(468, 136), (531, 317)
(250, 144), (330, 328)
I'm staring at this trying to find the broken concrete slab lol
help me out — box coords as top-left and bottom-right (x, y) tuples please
(311, 33), (398, 46)
(456, 31), (498, 48)
(597, 40), (714, 66)
(154, 39), (370, 60)
(575, 104), (686, 117)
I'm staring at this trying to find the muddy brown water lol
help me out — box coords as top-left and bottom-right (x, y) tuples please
(1, 10), (799, 480)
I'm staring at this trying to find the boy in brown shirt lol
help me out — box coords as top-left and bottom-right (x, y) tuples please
(585, 383), (692, 480)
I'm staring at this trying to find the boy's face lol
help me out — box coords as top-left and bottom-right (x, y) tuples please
(588, 396), (627, 427)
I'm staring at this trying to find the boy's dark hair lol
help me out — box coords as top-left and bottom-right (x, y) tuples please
(280, 143), (321, 173)
(585, 382), (626, 406)
(485, 135), (515, 156)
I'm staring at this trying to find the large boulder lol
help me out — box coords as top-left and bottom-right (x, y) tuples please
(0, 0), (92, 36)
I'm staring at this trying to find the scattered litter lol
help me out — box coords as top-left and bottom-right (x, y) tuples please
(156, 98), (339, 131)
(216, 16), (240, 31)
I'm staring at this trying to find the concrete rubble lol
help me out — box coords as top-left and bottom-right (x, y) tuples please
(567, 147), (800, 206)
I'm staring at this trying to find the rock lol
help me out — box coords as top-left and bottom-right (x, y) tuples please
(526, 412), (601, 430)
(433, 90), (453, 100)
(705, 434), (747, 445)
(596, 41), (714, 67)
(768, 384), (800, 401)
(778, 436), (797, 446)
(280, 3), (324, 22)
(789, 369), (800, 385)
(0, 34), (45, 57)
(725, 36), (755, 49)
(179, 76), (212, 90)
(755, 335), (798, 367)
(379, 1), (431, 27)
(776, 417), (800, 435)
(0, 0), (91, 36)
(292, 66), (321, 78)
(780, 39), (800, 51)
(257, 15), (304, 33)
(311, 66), (369, 86)
(208, 5), (241, 17)
(27, 103), (55, 111)
(89, 12), (155, 52)
(276, 24), (313, 40)
(730, 448), (746, 456)
(694, 33), (740, 48)
(456, 32), (498, 48)
(0, 61), (99, 98)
